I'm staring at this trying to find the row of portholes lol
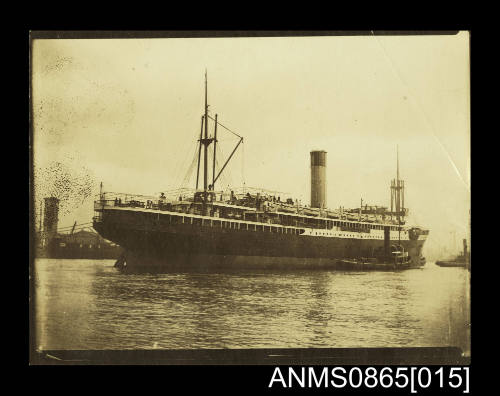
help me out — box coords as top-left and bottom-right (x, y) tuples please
(59, 243), (102, 248)
(143, 212), (411, 238)
(158, 213), (305, 234)
(311, 232), (409, 240)
(125, 208), (407, 233)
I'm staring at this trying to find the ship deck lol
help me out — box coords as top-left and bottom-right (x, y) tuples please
(94, 193), (428, 233)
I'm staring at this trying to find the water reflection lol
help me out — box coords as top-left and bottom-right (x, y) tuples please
(34, 259), (470, 353)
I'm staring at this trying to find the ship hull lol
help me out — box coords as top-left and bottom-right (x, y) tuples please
(114, 251), (423, 271)
(435, 260), (466, 268)
(93, 208), (426, 271)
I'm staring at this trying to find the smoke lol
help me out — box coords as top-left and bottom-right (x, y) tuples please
(34, 156), (96, 218)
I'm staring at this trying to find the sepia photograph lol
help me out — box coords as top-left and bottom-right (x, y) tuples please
(30, 31), (470, 365)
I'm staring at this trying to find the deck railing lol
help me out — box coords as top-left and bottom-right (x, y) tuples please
(94, 191), (407, 228)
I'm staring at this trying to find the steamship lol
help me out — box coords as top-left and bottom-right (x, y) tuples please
(93, 74), (429, 270)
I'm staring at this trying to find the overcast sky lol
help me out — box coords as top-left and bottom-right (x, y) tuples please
(32, 32), (470, 259)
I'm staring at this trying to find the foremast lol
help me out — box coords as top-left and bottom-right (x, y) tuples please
(390, 146), (405, 247)
(195, 71), (243, 206)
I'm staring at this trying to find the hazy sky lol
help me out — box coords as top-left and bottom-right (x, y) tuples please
(31, 32), (470, 259)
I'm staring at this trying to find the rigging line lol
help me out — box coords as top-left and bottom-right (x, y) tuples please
(180, 147), (200, 190)
(214, 152), (227, 188)
(56, 226), (93, 233)
(57, 223), (92, 231)
(169, 137), (197, 192)
(70, 225), (95, 231)
(56, 221), (93, 228)
(215, 151), (231, 190)
(213, 136), (243, 186)
(56, 223), (93, 231)
(207, 115), (242, 139)
(215, 144), (234, 188)
(188, 143), (202, 187)
(57, 226), (96, 234)
(241, 140), (245, 189)
(175, 141), (197, 189)
(169, 128), (199, 191)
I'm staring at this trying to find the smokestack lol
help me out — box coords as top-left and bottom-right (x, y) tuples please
(310, 150), (327, 208)
(463, 238), (468, 258)
(43, 197), (59, 236)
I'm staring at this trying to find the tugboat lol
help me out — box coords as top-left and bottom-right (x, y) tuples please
(436, 238), (470, 268)
(336, 245), (414, 271)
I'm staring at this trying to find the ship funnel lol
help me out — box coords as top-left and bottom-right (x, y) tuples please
(310, 150), (327, 208)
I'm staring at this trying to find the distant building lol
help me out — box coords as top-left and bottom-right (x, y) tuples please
(43, 197), (59, 236)
(36, 196), (122, 260)
(41, 229), (123, 259)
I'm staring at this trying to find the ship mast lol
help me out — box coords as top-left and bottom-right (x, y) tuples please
(396, 145), (400, 223)
(195, 71), (243, 198)
(397, 145), (399, 182)
(389, 146), (405, 248)
(213, 114), (217, 188)
(204, 69), (209, 193)
(196, 70), (216, 198)
(390, 147), (405, 219)
(196, 115), (203, 190)
(397, 145), (401, 246)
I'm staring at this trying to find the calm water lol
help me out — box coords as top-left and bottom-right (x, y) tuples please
(33, 259), (470, 354)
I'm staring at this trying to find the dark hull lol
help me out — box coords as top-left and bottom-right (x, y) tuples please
(435, 260), (467, 268)
(93, 209), (426, 271)
(112, 251), (424, 271)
